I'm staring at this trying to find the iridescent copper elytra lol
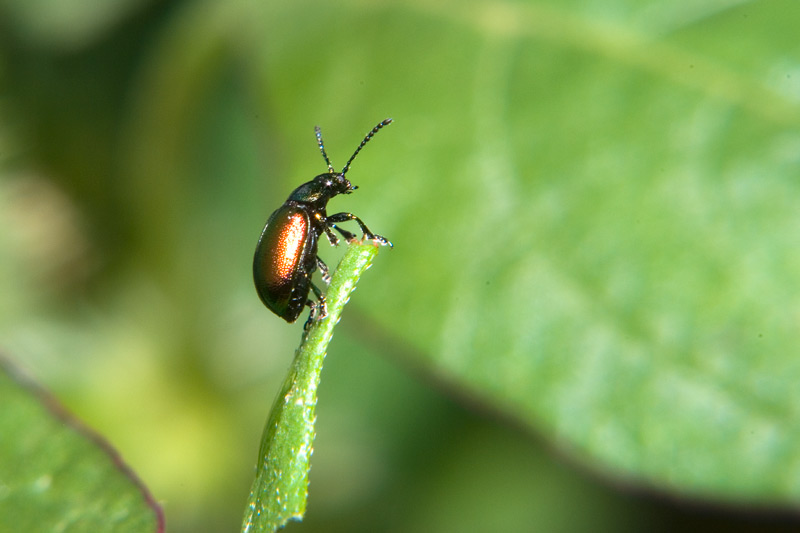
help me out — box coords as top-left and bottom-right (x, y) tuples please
(253, 119), (393, 324)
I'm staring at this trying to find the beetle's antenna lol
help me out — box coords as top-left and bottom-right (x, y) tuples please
(341, 118), (392, 176)
(315, 125), (335, 173)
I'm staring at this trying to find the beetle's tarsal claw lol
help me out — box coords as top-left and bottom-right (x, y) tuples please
(367, 233), (393, 248)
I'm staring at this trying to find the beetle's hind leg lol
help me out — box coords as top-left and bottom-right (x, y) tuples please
(327, 212), (393, 247)
(303, 281), (327, 331)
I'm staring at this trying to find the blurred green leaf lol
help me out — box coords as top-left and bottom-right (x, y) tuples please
(0, 0), (152, 49)
(0, 358), (163, 532)
(360, 0), (799, 504)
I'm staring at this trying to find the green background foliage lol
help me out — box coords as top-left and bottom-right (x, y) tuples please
(1, 0), (799, 530)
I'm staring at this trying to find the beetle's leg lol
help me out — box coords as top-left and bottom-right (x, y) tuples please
(323, 226), (340, 247)
(303, 300), (314, 331)
(303, 282), (327, 330)
(327, 212), (393, 247)
(310, 282), (327, 319)
(316, 285), (328, 319)
(329, 223), (357, 242)
(316, 256), (331, 284)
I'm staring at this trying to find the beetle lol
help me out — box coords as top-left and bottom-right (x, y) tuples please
(253, 118), (393, 325)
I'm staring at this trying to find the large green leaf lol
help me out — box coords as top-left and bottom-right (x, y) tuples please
(242, 0), (800, 504)
(117, 0), (800, 507)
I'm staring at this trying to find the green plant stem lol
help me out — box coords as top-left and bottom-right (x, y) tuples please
(241, 243), (383, 533)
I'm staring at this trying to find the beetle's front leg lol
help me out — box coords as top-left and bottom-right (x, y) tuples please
(329, 223), (357, 243)
(327, 212), (393, 247)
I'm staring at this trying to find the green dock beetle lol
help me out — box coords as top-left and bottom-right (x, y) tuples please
(253, 119), (393, 324)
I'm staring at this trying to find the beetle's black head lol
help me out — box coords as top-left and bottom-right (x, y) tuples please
(287, 172), (353, 206)
(315, 172), (355, 198)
